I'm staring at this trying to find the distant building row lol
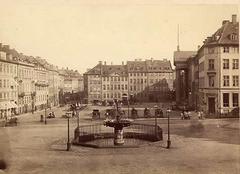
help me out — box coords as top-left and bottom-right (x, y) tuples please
(84, 59), (175, 103)
(0, 44), (83, 119)
(174, 14), (239, 115)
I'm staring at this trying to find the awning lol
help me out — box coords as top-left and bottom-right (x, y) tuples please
(0, 101), (18, 110)
(10, 101), (18, 108)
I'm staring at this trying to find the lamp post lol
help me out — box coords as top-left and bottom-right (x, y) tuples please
(66, 112), (72, 151)
(154, 105), (158, 137)
(167, 108), (171, 149)
(44, 104), (47, 125)
(127, 99), (130, 118)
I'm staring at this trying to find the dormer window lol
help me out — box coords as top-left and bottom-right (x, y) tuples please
(230, 33), (238, 40)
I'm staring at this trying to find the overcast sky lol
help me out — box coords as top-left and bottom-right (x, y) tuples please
(0, 1), (238, 73)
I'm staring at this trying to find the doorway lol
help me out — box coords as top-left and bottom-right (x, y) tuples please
(208, 97), (215, 114)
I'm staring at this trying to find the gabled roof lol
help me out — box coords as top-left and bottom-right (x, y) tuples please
(84, 63), (101, 75)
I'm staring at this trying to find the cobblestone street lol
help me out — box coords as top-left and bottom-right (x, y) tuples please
(0, 106), (239, 174)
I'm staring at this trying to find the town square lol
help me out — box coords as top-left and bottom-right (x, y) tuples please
(0, 1), (239, 174)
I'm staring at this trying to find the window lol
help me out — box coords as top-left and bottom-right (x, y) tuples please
(233, 93), (239, 107)
(208, 59), (215, 70)
(223, 47), (229, 53)
(130, 79), (132, 83)
(118, 85), (120, 90)
(223, 76), (229, 86)
(223, 59), (229, 69)
(121, 85), (124, 90)
(233, 76), (239, 87)
(125, 85), (127, 90)
(209, 76), (214, 87)
(107, 85), (109, 90)
(223, 93), (229, 107)
(230, 34), (238, 40)
(103, 85), (106, 90)
(233, 59), (239, 69)
(208, 47), (215, 54)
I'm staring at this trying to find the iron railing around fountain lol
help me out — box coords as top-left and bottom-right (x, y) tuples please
(74, 122), (162, 145)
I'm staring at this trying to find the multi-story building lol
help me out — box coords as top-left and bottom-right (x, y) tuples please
(84, 63), (102, 102)
(0, 45), (18, 118)
(198, 14), (239, 114)
(33, 60), (49, 110)
(17, 54), (35, 114)
(84, 59), (174, 103)
(58, 68), (83, 94)
(102, 62), (128, 101)
(174, 14), (239, 115)
(47, 65), (60, 108)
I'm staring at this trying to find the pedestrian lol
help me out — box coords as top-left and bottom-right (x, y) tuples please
(180, 111), (184, 120)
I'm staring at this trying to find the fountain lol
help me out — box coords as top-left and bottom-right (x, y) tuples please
(104, 99), (133, 145)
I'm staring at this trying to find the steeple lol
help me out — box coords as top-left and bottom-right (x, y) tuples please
(177, 24), (180, 51)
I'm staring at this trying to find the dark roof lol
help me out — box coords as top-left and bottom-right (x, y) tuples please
(102, 65), (127, 76)
(146, 59), (173, 72)
(204, 21), (239, 46)
(84, 63), (101, 75)
(127, 60), (147, 72)
(173, 51), (197, 64)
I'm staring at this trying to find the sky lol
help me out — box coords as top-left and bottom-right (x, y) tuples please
(0, 1), (238, 73)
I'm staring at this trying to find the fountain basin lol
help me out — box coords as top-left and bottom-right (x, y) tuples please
(104, 118), (133, 145)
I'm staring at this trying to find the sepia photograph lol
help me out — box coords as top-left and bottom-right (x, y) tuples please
(0, 1), (239, 174)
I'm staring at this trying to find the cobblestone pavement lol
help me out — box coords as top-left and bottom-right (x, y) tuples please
(0, 105), (239, 174)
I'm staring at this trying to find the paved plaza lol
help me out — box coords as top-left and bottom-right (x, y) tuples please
(0, 105), (239, 174)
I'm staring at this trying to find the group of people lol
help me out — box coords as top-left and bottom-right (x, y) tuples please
(180, 110), (204, 120)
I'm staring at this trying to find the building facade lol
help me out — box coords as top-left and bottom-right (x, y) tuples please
(174, 14), (239, 115)
(84, 59), (174, 103)
(0, 48), (18, 118)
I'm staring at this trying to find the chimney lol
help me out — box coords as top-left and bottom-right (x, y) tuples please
(111, 62), (113, 65)
(198, 45), (201, 50)
(222, 20), (229, 26)
(232, 14), (237, 24)
(0, 43), (2, 49)
(122, 61), (124, 65)
(151, 58), (153, 62)
(104, 61), (106, 65)
(99, 61), (102, 65)
(135, 59), (137, 61)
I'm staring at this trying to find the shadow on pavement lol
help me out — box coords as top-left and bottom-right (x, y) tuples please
(170, 120), (240, 145)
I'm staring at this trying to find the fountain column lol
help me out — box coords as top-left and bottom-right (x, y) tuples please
(114, 125), (124, 145)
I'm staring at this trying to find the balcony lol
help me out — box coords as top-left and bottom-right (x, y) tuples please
(207, 68), (216, 75)
(35, 81), (49, 87)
